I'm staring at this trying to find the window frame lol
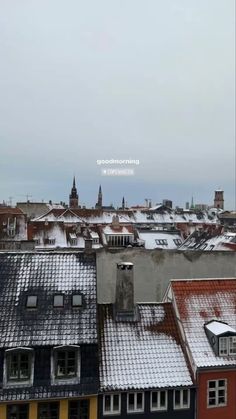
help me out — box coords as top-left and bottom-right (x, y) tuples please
(173, 389), (190, 410)
(127, 392), (144, 413)
(150, 390), (168, 411)
(229, 336), (236, 355)
(26, 295), (38, 308)
(4, 348), (34, 387)
(103, 394), (121, 415)
(51, 345), (80, 384)
(7, 403), (29, 419)
(53, 294), (64, 308)
(207, 379), (227, 408)
(219, 336), (236, 356)
(72, 294), (82, 308)
(38, 401), (59, 419)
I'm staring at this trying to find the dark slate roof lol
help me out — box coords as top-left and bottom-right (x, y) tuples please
(98, 303), (193, 391)
(0, 252), (97, 347)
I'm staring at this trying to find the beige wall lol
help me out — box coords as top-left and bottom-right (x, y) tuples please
(96, 249), (236, 303)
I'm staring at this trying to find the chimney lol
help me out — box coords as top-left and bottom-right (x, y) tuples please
(115, 262), (138, 321)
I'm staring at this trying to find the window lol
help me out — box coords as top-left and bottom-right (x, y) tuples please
(173, 239), (182, 246)
(26, 295), (37, 308)
(150, 390), (167, 411)
(229, 336), (236, 354)
(103, 394), (121, 415)
(173, 389), (190, 409)
(127, 392), (144, 413)
(72, 294), (82, 307)
(219, 337), (228, 355)
(53, 295), (64, 307)
(69, 400), (90, 419)
(208, 379), (227, 407)
(155, 239), (168, 246)
(48, 238), (55, 245)
(6, 350), (32, 383)
(38, 402), (59, 419)
(7, 404), (29, 419)
(52, 346), (80, 382)
(219, 336), (236, 356)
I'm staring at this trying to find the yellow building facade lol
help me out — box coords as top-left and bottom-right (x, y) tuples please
(0, 396), (97, 419)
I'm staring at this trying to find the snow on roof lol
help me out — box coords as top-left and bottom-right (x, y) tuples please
(103, 225), (133, 235)
(99, 303), (193, 391)
(137, 231), (182, 250)
(0, 253), (97, 347)
(205, 321), (236, 336)
(179, 232), (236, 252)
(171, 279), (236, 368)
(90, 231), (99, 238)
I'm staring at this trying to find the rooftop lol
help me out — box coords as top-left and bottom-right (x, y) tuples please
(169, 278), (236, 369)
(99, 303), (193, 391)
(0, 252), (97, 347)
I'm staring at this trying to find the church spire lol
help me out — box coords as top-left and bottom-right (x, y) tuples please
(122, 196), (125, 210)
(69, 177), (79, 208)
(96, 185), (103, 209)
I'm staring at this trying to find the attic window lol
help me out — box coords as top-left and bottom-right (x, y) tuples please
(173, 239), (182, 246)
(72, 294), (82, 307)
(53, 295), (64, 308)
(26, 296), (37, 308)
(155, 239), (168, 246)
(205, 320), (236, 357)
(219, 336), (236, 356)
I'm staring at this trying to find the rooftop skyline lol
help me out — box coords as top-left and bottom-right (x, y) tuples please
(0, 0), (235, 209)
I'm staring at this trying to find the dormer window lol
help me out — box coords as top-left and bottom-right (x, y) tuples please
(219, 336), (236, 356)
(26, 295), (37, 308)
(5, 348), (34, 386)
(53, 295), (64, 307)
(52, 346), (80, 384)
(205, 320), (236, 357)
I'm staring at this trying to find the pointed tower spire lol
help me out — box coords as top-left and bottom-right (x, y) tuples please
(96, 185), (103, 209)
(69, 177), (79, 208)
(122, 196), (125, 210)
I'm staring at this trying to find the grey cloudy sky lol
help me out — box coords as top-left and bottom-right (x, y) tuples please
(0, 0), (235, 209)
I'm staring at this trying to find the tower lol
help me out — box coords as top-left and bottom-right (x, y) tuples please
(69, 177), (79, 208)
(122, 196), (125, 210)
(96, 185), (103, 209)
(214, 189), (224, 210)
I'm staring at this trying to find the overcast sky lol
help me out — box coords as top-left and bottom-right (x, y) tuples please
(0, 0), (235, 209)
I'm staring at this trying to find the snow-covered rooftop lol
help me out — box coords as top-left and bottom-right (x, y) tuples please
(205, 320), (236, 336)
(0, 252), (97, 347)
(170, 279), (236, 369)
(99, 303), (193, 391)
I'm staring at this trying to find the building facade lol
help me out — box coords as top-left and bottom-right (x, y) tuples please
(0, 252), (98, 419)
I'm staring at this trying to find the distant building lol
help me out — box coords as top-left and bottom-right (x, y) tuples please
(95, 185), (103, 209)
(162, 199), (173, 208)
(69, 176), (79, 208)
(214, 189), (224, 210)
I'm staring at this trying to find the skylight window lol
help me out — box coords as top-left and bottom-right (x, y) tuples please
(72, 294), (82, 307)
(26, 296), (37, 308)
(53, 295), (64, 307)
